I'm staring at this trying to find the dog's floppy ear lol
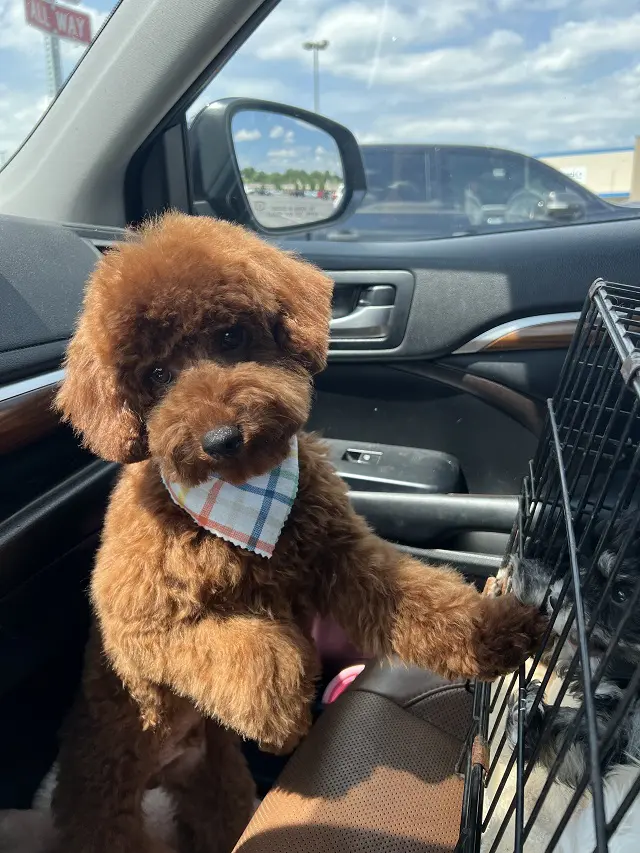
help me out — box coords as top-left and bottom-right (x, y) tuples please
(54, 315), (148, 464)
(276, 259), (334, 375)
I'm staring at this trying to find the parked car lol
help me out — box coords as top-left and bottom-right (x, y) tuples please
(304, 143), (640, 242)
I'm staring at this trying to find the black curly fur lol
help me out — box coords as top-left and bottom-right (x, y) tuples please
(508, 507), (640, 787)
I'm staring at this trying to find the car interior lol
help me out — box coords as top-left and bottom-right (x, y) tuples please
(1, 0), (640, 850)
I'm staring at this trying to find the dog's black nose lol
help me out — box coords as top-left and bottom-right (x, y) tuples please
(201, 426), (243, 458)
(548, 595), (558, 612)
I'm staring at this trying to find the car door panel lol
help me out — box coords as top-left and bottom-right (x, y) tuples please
(288, 217), (640, 361)
(311, 364), (537, 495)
(299, 218), (640, 503)
(0, 433), (114, 808)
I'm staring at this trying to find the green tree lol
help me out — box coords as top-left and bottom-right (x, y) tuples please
(241, 166), (341, 189)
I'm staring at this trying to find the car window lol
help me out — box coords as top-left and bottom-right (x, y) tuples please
(361, 148), (432, 206)
(0, 0), (119, 168)
(187, 0), (640, 242)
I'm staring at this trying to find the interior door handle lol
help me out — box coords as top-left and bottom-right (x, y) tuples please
(327, 271), (414, 353)
(330, 285), (396, 340)
(330, 305), (394, 339)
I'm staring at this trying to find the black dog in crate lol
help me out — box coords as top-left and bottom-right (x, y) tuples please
(475, 278), (640, 853)
(485, 509), (640, 852)
(510, 509), (640, 779)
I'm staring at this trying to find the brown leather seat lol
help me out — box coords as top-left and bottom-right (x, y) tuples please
(234, 660), (473, 853)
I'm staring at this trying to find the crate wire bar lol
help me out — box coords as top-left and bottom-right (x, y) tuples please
(457, 279), (640, 853)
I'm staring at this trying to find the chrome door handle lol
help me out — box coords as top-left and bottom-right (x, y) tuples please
(330, 284), (396, 340)
(327, 271), (414, 353)
(330, 304), (394, 339)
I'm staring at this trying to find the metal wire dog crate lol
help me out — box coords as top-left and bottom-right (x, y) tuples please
(457, 279), (640, 853)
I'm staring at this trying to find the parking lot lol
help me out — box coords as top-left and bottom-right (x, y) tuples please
(247, 195), (335, 228)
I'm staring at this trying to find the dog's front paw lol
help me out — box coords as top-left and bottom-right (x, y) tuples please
(473, 595), (547, 680)
(255, 704), (312, 755)
(506, 680), (545, 756)
(219, 619), (318, 751)
(258, 729), (306, 756)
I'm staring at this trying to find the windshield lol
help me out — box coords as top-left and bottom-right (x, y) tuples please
(0, 0), (118, 167)
(189, 0), (640, 242)
(6, 0), (640, 242)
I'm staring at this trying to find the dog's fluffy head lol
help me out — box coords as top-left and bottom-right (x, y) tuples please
(55, 213), (333, 484)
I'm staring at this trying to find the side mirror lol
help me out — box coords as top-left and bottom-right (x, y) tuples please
(189, 98), (366, 235)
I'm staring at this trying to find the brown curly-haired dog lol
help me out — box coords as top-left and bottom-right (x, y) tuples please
(53, 212), (545, 853)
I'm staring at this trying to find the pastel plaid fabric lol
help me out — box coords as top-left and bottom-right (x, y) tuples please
(162, 437), (299, 558)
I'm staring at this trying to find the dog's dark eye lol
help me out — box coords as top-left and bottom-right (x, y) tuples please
(220, 326), (246, 351)
(612, 584), (631, 605)
(151, 366), (173, 385)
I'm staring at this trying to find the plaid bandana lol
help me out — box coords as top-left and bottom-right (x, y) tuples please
(162, 437), (299, 558)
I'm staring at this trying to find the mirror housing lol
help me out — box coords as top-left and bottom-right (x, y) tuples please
(189, 98), (366, 236)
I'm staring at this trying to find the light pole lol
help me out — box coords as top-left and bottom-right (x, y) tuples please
(303, 40), (329, 114)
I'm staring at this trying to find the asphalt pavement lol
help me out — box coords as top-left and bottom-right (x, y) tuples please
(247, 195), (335, 228)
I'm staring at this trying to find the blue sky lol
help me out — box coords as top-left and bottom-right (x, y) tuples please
(231, 110), (343, 177)
(2, 0), (640, 165)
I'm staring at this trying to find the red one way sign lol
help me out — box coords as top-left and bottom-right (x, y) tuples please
(25, 0), (92, 45)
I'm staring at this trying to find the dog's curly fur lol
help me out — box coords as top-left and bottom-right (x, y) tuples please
(52, 212), (546, 852)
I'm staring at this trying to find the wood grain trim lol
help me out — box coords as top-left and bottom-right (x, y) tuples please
(393, 362), (545, 437)
(0, 384), (62, 455)
(453, 312), (581, 355)
(485, 319), (578, 352)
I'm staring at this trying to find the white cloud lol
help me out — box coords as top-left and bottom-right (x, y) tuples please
(0, 0), (42, 55)
(234, 128), (262, 142)
(496, 0), (571, 9)
(248, 140), (341, 175)
(253, 0), (488, 66)
(163, 2), (640, 159)
(187, 75), (290, 123)
(527, 13), (640, 75)
(312, 9), (640, 96)
(352, 59), (640, 154)
(267, 147), (301, 159)
(260, 9), (640, 99)
(325, 29), (523, 92)
(3, 0), (640, 179)
(499, 0), (639, 10)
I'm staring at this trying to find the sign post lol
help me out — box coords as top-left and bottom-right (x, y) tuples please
(24, 0), (92, 97)
(44, 33), (63, 98)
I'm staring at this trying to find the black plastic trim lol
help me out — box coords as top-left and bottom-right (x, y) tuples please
(0, 460), (118, 596)
(323, 436), (462, 494)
